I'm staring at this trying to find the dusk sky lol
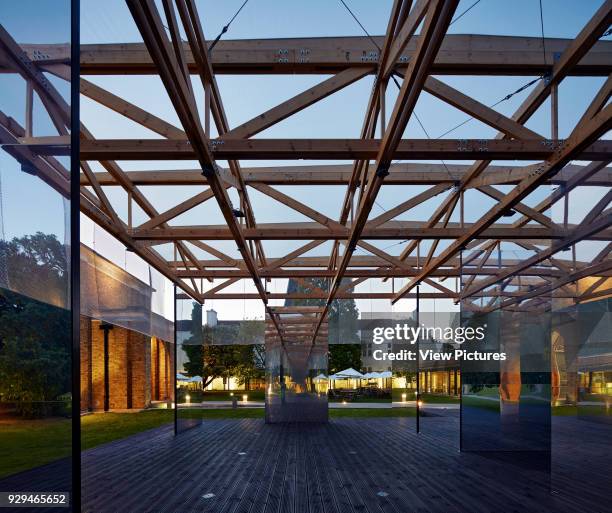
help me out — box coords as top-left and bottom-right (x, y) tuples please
(1, 0), (609, 319)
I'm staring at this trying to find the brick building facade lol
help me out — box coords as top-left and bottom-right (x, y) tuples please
(80, 316), (174, 412)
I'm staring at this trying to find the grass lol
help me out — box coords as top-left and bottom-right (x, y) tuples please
(0, 418), (71, 479)
(2, 399), (606, 479)
(420, 393), (460, 404)
(184, 407), (417, 418)
(329, 397), (391, 403)
(330, 389), (459, 404)
(186, 390), (266, 402)
(181, 408), (418, 418)
(553, 405), (578, 416)
(552, 405), (611, 416)
(462, 396), (500, 412)
(186, 389), (459, 405)
(390, 390), (460, 404)
(81, 410), (174, 449)
(179, 408), (264, 419)
(330, 408), (416, 418)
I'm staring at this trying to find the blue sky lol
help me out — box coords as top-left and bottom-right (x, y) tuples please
(0, 2), (70, 243)
(1, 1), (610, 317)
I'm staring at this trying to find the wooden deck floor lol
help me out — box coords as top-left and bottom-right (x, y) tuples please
(78, 416), (609, 513)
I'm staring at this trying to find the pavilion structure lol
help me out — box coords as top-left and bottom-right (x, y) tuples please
(1, 0), (611, 412)
(2, 2), (612, 511)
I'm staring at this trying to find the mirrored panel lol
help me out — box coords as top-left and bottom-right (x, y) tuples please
(176, 295), (202, 432)
(551, 297), (611, 506)
(265, 308), (328, 423)
(460, 247), (551, 454)
(0, 1), (73, 504)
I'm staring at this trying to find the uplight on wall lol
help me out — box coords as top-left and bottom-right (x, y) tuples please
(243, 394), (248, 402)
(186, 394), (190, 404)
(401, 393), (407, 402)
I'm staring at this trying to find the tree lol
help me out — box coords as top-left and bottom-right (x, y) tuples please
(0, 290), (71, 417)
(328, 343), (361, 375)
(0, 232), (69, 307)
(234, 320), (265, 389)
(286, 278), (362, 372)
(181, 303), (237, 388)
(0, 233), (71, 417)
(181, 302), (204, 380)
(181, 303), (266, 389)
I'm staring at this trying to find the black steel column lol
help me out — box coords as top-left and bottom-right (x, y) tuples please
(459, 249), (463, 452)
(126, 340), (132, 409)
(173, 284), (177, 435)
(99, 323), (113, 411)
(70, 0), (81, 508)
(416, 284), (420, 434)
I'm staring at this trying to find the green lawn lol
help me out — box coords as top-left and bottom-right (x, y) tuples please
(329, 397), (391, 403)
(179, 408), (264, 419)
(183, 407), (417, 418)
(330, 408), (416, 418)
(392, 389), (417, 402)
(2, 400), (606, 479)
(82, 407), (419, 450)
(390, 390), (460, 404)
(81, 410), (174, 449)
(0, 418), (71, 479)
(329, 390), (459, 404)
(179, 390), (266, 402)
(552, 405), (611, 416)
(186, 389), (460, 405)
(462, 395), (500, 412)
(420, 393), (460, 404)
(185, 407), (417, 418)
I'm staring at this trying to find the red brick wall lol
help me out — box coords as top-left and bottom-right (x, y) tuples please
(150, 338), (174, 403)
(81, 316), (160, 411)
(80, 317), (92, 412)
(90, 319), (106, 411)
(107, 325), (128, 409)
(159, 339), (169, 401)
(151, 337), (159, 401)
(128, 330), (151, 409)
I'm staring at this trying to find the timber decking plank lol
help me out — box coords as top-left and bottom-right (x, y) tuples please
(249, 424), (291, 513)
(4, 416), (606, 513)
(222, 416), (278, 513)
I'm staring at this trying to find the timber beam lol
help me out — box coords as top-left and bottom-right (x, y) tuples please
(79, 138), (612, 161)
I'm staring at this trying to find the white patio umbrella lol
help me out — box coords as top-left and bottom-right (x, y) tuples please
(332, 368), (364, 379)
(330, 368), (364, 389)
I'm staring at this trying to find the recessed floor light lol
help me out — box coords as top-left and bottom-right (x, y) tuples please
(377, 491), (389, 497)
(238, 452), (247, 456)
(202, 493), (215, 499)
